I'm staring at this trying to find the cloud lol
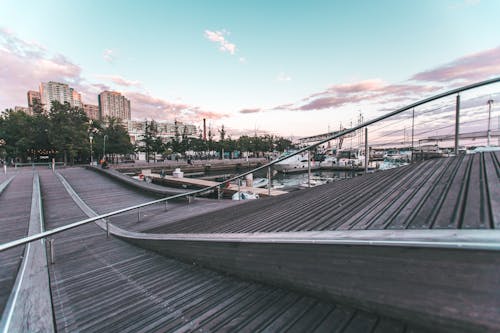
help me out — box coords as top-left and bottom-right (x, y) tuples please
(290, 79), (439, 112)
(276, 72), (292, 82)
(95, 74), (142, 87)
(0, 28), (83, 109)
(449, 0), (480, 9)
(204, 30), (236, 55)
(239, 108), (261, 114)
(125, 91), (228, 123)
(411, 46), (500, 84)
(264, 45), (499, 114)
(103, 49), (115, 63)
(239, 57), (246, 64)
(0, 28), (228, 123)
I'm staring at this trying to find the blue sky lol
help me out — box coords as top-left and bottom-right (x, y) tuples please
(1, 0), (499, 136)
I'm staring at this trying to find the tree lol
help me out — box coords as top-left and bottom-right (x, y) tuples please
(48, 101), (90, 165)
(0, 109), (34, 162)
(138, 120), (159, 162)
(93, 118), (134, 163)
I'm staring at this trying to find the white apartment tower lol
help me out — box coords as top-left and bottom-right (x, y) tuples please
(39, 81), (81, 112)
(98, 91), (131, 121)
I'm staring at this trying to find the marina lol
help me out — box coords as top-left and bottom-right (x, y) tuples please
(1, 79), (499, 332)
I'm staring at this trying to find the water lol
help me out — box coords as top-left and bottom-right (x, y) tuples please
(241, 169), (358, 190)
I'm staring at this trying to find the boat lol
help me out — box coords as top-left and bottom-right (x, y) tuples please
(337, 149), (366, 168)
(252, 178), (269, 188)
(274, 150), (320, 173)
(232, 191), (260, 200)
(299, 176), (334, 188)
(319, 155), (338, 169)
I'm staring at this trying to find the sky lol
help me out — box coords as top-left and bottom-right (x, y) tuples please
(1, 0), (500, 137)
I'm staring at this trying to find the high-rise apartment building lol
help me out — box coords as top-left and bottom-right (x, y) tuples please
(39, 81), (82, 113)
(27, 90), (41, 107)
(71, 89), (82, 108)
(98, 91), (131, 121)
(83, 104), (99, 120)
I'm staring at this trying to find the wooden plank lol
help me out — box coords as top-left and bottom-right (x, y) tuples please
(122, 231), (500, 332)
(0, 173), (54, 332)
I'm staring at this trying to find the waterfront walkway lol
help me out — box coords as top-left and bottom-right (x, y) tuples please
(0, 152), (498, 332)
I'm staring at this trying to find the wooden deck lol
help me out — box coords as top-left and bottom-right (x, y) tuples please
(1, 152), (499, 331)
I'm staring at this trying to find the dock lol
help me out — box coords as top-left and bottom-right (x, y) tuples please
(150, 173), (288, 197)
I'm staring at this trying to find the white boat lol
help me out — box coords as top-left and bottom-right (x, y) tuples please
(319, 155), (338, 168)
(299, 176), (334, 188)
(232, 191), (259, 200)
(274, 151), (319, 173)
(252, 178), (269, 188)
(337, 149), (366, 168)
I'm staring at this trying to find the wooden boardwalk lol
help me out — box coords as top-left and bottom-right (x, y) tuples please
(0, 173), (32, 316)
(1, 152), (499, 331)
(38, 168), (417, 332)
(150, 152), (500, 234)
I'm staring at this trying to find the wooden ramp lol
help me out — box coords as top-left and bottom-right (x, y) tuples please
(150, 173), (288, 197)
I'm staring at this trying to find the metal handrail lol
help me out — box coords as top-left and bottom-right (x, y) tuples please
(0, 76), (499, 252)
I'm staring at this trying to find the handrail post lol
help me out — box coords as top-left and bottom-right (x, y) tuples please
(455, 94), (460, 155)
(236, 177), (241, 199)
(308, 150), (311, 188)
(164, 199), (168, 211)
(411, 108), (415, 163)
(106, 220), (110, 238)
(137, 207), (140, 222)
(48, 238), (55, 264)
(364, 127), (368, 174)
(267, 166), (271, 196)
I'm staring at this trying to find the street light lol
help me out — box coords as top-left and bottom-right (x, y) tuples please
(89, 133), (94, 165)
(103, 134), (108, 162)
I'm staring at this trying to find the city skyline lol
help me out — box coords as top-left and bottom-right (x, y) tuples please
(1, 0), (500, 137)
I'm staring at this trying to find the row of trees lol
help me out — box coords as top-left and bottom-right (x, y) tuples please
(0, 102), (295, 164)
(138, 120), (295, 161)
(0, 101), (133, 164)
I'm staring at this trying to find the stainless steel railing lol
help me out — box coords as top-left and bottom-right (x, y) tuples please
(1, 76), (499, 253)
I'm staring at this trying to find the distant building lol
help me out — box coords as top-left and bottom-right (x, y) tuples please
(127, 120), (197, 145)
(14, 106), (31, 115)
(71, 89), (82, 108)
(98, 91), (131, 121)
(83, 104), (99, 120)
(39, 81), (82, 113)
(27, 90), (41, 108)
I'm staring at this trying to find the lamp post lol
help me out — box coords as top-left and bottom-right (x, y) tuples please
(103, 134), (108, 162)
(89, 133), (94, 165)
(487, 99), (493, 147)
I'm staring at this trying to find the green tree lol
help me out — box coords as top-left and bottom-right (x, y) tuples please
(138, 120), (159, 162)
(0, 109), (34, 162)
(48, 101), (90, 165)
(95, 118), (134, 162)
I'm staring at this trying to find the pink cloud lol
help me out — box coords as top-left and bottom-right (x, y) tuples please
(292, 80), (439, 112)
(95, 74), (142, 87)
(0, 29), (227, 123)
(412, 46), (500, 83)
(239, 108), (261, 114)
(125, 91), (227, 123)
(204, 30), (236, 55)
(0, 29), (83, 110)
